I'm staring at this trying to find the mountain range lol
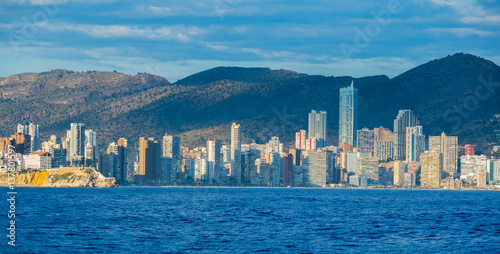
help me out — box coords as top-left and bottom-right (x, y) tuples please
(0, 53), (499, 153)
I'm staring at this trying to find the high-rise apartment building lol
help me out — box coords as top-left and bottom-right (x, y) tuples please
(339, 143), (353, 153)
(374, 127), (394, 161)
(356, 156), (379, 184)
(269, 153), (281, 187)
(460, 155), (487, 185)
(357, 128), (375, 156)
(283, 153), (294, 186)
(139, 137), (162, 183)
(405, 126), (425, 163)
(69, 123), (85, 163)
(488, 159), (500, 185)
(84, 143), (95, 165)
(256, 159), (271, 186)
(289, 148), (301, 166)
(429, 132), (458, 177)
(17, 122), (40, 152)
(162, 134), (181, 183)
(107, 141), (127, 185)
(231, 123), (242, 185)
(393, 161), (407, 186)
(242, 151), (257, 185)
(0, 138), (14, 154)
(207, 139), (221, 184)
(394, 110), (419, 160)
(339, 81), (358, 147)
(266, 136), (283, 155)
(464, 144), (474, 156)
(295, 130), (307, 150)
(84, 129), (98, 164)
(420, 151), (442, 188)
(302, 150), (333, 187)
(308, 110), (327, 148)
(10, 133), (31, 155)
(162, 134), (181, 158)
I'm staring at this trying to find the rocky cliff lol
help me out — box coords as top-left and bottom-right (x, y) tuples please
(0, 168), (116, 187)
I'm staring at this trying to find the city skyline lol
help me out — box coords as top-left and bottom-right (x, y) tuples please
(2, 105), (499, 189)
(2, 1), (499, 253)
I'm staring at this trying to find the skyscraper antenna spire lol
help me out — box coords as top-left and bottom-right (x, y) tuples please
(351, 80), (354, 88)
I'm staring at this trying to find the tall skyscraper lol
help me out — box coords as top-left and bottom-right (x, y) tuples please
(269, 152), (281, 187)
(242, 151), (257, 185)
(84, 143), (95, 165)
(107, 141), (127, 185)
(266, 136), (283, 155)
(393, 161), (407, 186)
(69, 123), (85, 163)
(394, 110), (419, 160)
(295, 130), (307, 150)
(162, 134), (181, 182)
(231, 123), (242, 185)
(357, 128), (375, 156)
(162, 134), (181, 158)
(420, 151), (442, 188)
(429, 132), (458, 177)
(339, 81), (358, 147)
(405, 126), (425, 163)
(289, 148), (301, 166)
(17, 122), (40, 152)
(85, 129), (98, 147)
(283, 153), (294, 186)
(374, 127), (394, 161)
(207, 138), (222, 184)
(488, 159), (500, 185)
(85, 129), (98, 163)
(139, 137), (162, 183)
(308, 110), (327, 148)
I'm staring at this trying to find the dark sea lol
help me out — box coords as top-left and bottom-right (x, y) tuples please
(2, 187), (500, 253)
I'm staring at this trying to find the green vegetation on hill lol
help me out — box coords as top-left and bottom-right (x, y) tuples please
(175, 67), (308, 86)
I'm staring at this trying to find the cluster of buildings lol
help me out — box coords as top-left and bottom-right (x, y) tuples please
(1, 82), (499, 188)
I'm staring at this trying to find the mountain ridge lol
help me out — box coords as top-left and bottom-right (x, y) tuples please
(0, 53), (498, 154)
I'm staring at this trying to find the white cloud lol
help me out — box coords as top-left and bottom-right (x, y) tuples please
(461, 15), (500, 24)
(29, 0), (66, 5)
(428, 0), (486, 16)
(0, 23), (17, 30)
(206, 43), (228, 51)
(0, 0), (114, 5)
(147, 5), (171, 14)
(241, 48), (294, 59)
(40, 23), (207, 42)
(427, 27), (493, 37)
(426, 0), (500, 25)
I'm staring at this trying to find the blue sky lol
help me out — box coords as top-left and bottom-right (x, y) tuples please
(0, 0), (499, 81)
